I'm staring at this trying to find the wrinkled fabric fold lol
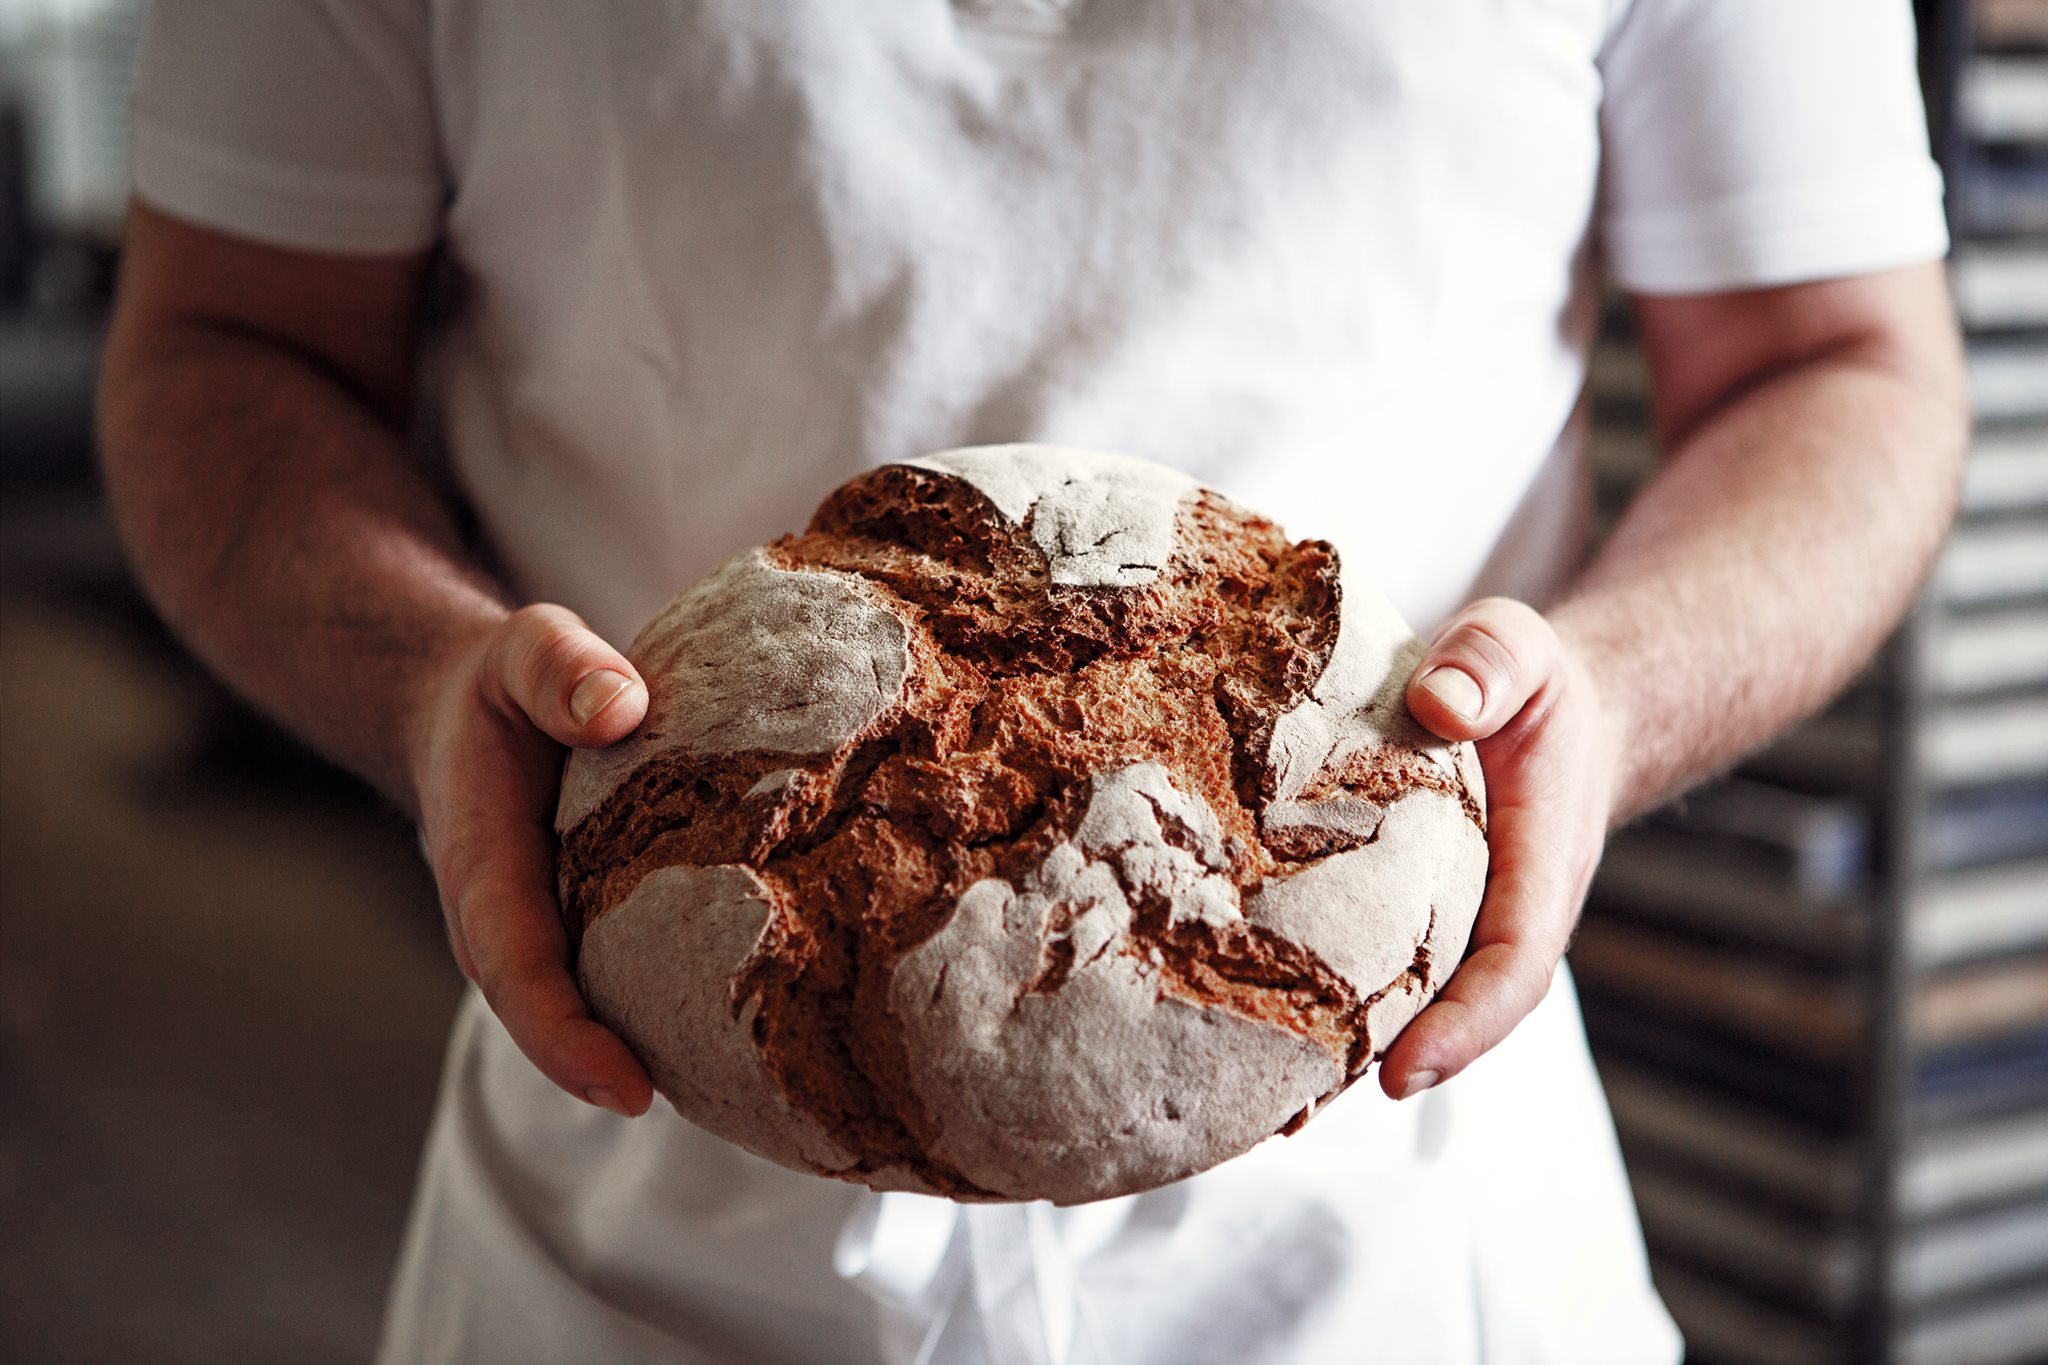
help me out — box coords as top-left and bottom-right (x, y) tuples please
(836, 1194), (1144, 1365)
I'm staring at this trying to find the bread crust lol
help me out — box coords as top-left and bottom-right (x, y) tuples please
(557, 445), (1486, 1203)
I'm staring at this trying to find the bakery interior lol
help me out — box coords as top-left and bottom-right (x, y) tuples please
(1, 2), (2044, 1362)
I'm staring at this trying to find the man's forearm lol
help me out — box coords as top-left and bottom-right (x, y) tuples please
(1552, 350), (1969, 824)
(99, 322), (510, 811)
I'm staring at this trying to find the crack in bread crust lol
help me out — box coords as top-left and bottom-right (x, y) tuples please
(558, 464), (1484, 1193)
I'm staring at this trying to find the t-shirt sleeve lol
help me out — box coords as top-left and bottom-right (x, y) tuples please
(1596, 0), (1949, 295)
(129, 0), (444, 254)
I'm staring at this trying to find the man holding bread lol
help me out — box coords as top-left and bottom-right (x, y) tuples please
(100, 2), (1966, 1362)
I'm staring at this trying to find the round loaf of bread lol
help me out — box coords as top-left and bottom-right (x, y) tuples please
(555, 445), (1488, 1205)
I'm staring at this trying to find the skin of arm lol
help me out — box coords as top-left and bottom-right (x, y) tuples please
(1380, 261), (1971, 1098)
(99, 202), (655, 1115)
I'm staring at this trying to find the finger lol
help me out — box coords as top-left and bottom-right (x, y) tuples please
(1406, 597), (1560, 742)
(459, 872), (656, 1116)
(441, 819), (655, 1117)
(1378, 798), (1584, 1099)
(488, 603), (648, 748)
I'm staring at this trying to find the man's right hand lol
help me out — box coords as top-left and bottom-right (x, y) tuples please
(408, 604), (656, 1117)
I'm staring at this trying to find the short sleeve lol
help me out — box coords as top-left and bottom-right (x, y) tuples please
(1596, 0), (1949, 296)
(129, 0), (444, 254)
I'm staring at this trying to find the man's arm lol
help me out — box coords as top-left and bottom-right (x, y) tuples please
(99, 202), (655, 1115)
(1381, 261), (1970, 1098)
(1565, 262), (1970, 817)
(101, 203), (484, 797)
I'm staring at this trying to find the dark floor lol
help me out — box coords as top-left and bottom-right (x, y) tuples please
(0, 493), (465, 1364)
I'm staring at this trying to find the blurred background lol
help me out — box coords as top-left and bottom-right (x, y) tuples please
(0, 1), (2043, 1362)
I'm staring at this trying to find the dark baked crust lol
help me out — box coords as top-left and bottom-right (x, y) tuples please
(558, 459), (1485, 1198)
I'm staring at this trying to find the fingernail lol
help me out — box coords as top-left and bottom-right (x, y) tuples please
(1398, 1069), (1441, 1100)
(570, 670), (633, 726)
(1418, 667), (1482, 723)
(584, 1085), (632, 1117)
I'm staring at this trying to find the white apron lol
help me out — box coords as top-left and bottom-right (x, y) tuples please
(376, 966), (1678, 1364)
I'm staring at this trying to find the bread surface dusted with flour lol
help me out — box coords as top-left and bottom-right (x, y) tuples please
(555, 445), (1488, 1204)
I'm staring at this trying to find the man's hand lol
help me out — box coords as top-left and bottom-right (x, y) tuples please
(1379, 598), (1621, 1100)
(409, 605), (656, 1117)
(1373, 263), (1968, 1099)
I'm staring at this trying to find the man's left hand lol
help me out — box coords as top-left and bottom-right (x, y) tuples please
(1379, 597), (1621, 1099)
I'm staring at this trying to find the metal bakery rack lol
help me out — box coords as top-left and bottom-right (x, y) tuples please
(1573, 2), (2048, 1361)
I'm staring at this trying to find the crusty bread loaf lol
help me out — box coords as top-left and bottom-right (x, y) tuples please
(556, 445), (1487, 1204)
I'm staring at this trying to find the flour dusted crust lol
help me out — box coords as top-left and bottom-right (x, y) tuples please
(556, 444), (1488, 1205)
(902, 445), (1196, 587)
(888, 763), (1346, 1197)
(578, 864), (858, 1174)
(556, 548), (913, 831)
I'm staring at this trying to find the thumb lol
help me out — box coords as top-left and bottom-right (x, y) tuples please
(1405, 597), (1560, 742)
(487, 603), (648, 747)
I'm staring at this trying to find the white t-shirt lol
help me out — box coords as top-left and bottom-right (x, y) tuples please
(130, 3), (1946, 1363)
